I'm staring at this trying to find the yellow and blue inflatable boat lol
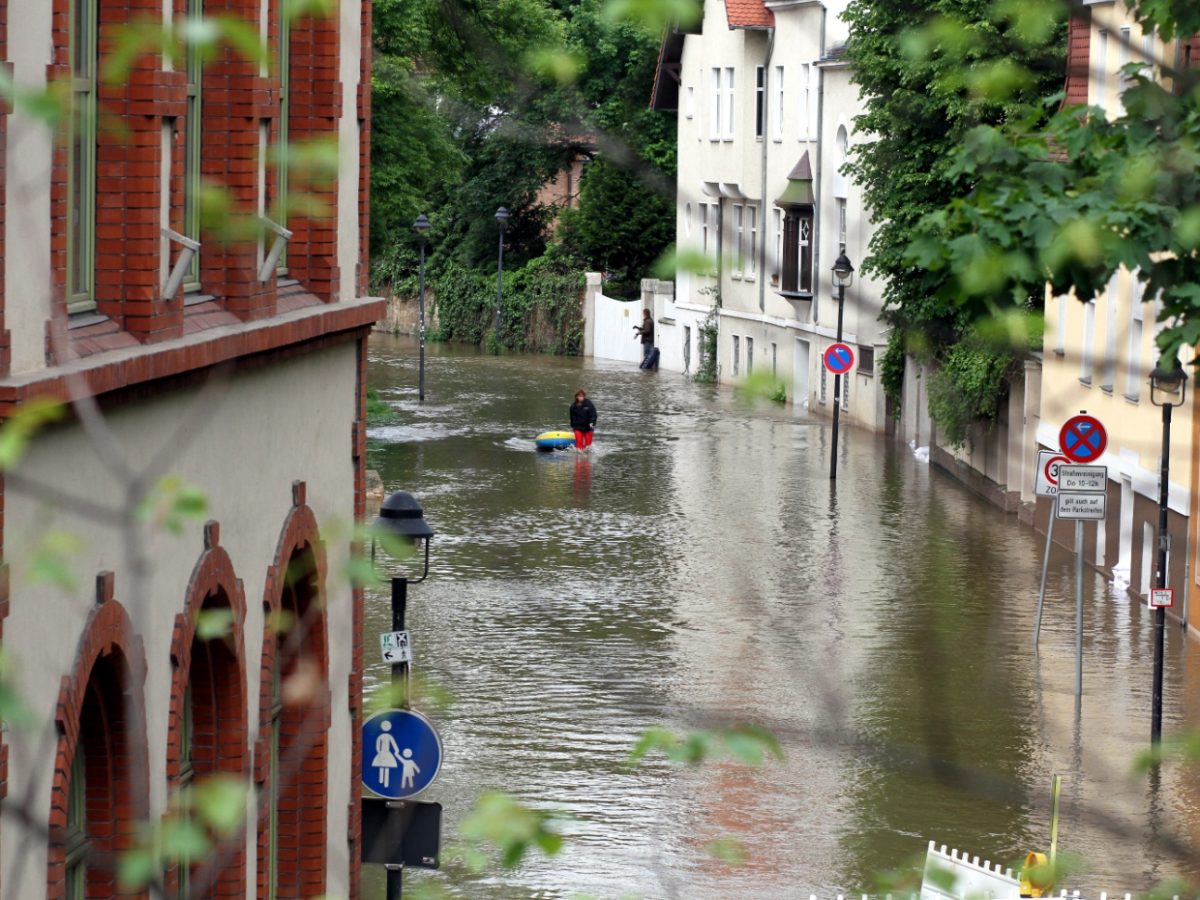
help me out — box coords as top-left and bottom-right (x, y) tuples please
(535, 430), (575, 451)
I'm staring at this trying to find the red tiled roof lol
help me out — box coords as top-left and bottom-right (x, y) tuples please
(726, 0), (773, 29)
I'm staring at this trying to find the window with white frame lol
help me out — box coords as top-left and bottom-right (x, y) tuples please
(771, 342), (777, 375)
(699, 203), (710, 260)
(732, 204), (745, 276)
(773, 65), (784, 140)
(1101, 272), (1118, 390)
(755, 66), (765, 139)
(1126, 274), (1146, 400)
(685, 84), (695, 119)
(710, 68), (722, 140)
(837, 199), (846, 249)
(1096, 29), (1109, 111)
(1118, 26), (1131, 108)
(724, 67), (735, 139)
(1081, 295), (1096, 383)
(1142, 27), (1156, 77)
(733, 335), (740, 375)
(772, 207), (782, 279)
(684, 202), (692, 237)
(781, 206), (814, 295)
(747, 205), (758, 278)
(746, 336), (754, 373)
(798, 64), (811, 140)
(1054, 294), (1067, 355)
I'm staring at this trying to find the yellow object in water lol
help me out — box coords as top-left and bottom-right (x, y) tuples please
(535, 430), (576, 451)
(1020, 851), (1052, 897)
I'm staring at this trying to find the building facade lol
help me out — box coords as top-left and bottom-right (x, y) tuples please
(0, 0), (379, 896)
(651, 0), (889, 431)
(1041, 1), (1196, 613)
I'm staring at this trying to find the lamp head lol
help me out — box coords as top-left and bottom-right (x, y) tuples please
(495, 206), (510, 229)
(1150, 357), (1189, 408)
(832, 251), (855, 289)
(376, 490), (434, 543)
(412, 213), (431, 236)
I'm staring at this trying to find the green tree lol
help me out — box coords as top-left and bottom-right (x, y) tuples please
(907, 9), (1200, 362)
(842, 0), (1067, 418)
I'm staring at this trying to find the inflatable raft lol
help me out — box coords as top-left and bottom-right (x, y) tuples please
(535, 430), (575, 452)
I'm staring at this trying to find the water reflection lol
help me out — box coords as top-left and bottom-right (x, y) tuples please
(365, 335), (1200, 898)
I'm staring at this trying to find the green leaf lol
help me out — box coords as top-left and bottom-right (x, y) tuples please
(195, 608), (234, 642)
(0, 397), (65, 470)
(192, 774), (248, 835)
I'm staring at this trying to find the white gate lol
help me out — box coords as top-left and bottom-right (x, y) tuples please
(592, 292), (644, 364)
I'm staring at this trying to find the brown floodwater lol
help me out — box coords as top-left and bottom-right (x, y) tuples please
(363, 333), (1200, 899)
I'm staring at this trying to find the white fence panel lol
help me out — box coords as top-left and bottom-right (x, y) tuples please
(592, 292), (644, 364)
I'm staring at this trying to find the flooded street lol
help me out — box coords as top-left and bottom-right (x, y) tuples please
(364, 334), (1200, 898)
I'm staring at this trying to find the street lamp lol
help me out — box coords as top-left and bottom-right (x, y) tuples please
(829, 251), (854, 480)
(1149, 357), (1187, 746)
(413, 214), (430, 402)
(494, 206), (510, 352)
(374, 490), (434, 900)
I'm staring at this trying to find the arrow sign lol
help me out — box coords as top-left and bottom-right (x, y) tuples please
(1059, 414), (1107, 464)
(380, 630), (412, 665)
(824, 343), (855, 375)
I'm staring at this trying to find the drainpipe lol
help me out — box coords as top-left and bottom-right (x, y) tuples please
(759, 26), (775, 315)
(811, 6), (827, 324)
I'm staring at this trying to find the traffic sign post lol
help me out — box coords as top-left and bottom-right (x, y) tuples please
(380, 630), (412, 665)
(1150, 588), (1174, 609)
(1034, 450), (1070, 497)
(362, 709), (443, 800)
(823, 342), (855, 375)
(1059, 414), (1108, 464)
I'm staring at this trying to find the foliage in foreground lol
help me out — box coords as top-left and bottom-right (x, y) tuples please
(842, 0), (1066, 430)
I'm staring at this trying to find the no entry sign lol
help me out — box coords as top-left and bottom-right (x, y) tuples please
(824, 343), (855, 375)
(1059, 414), (1107, 464)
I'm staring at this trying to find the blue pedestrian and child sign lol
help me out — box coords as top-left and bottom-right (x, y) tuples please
(361, 709), (443, 800)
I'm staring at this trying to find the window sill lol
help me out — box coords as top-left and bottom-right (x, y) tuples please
(1100, 384), (1114, 395)
(1123, 392), (1140, 404)
(1079, 376), (1093, 386)
(776, 289), (813, 301)
(1054, 348), (1066, 357)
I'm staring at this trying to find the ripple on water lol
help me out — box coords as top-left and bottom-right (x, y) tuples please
(363, 334), (1200, 898)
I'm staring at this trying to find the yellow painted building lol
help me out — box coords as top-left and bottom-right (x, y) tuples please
(1042, 1), (1197, 621)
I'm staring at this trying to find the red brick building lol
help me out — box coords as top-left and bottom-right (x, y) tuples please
(0, 0), (379, 895)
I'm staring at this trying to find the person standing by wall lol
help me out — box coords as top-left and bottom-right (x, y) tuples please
(634, 309), (655, 363)
(570, 389), (598, 450)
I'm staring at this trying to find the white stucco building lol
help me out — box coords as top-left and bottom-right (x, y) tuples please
(651, 0), (889, 430)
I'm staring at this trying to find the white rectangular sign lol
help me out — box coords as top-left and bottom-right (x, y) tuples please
(1150, 588), (1174, 609)
(379, 629), (412, 665)
(1056, 492), (1107, 520)
(1034, 450), (1060, 497)
(1057, 464), (1107, 492)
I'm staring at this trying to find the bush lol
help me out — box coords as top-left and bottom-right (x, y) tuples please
(925, 342), (1018, 447)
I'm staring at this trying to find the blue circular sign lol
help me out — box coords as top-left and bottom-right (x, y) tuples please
(824, 342), (855, 375)
(362, 709), (443, 799)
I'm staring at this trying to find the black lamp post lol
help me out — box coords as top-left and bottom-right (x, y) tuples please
(413, 214), (430, 402)
(1149, 357), (1187, 746)
(829, 251), (854, 480)
(374, 490), (434, 899)
(494, 207), (510, 351)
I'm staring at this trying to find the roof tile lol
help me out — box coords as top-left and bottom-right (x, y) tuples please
(726, 0), (773, 28)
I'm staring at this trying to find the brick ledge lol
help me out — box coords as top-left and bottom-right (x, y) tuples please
(0, 296), (385, 413)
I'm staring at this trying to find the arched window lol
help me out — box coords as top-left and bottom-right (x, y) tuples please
(259, 527), (329, 900)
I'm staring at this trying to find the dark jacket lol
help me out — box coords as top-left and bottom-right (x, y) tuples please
(636, 316), (654, 345)
(569, 398), (597, 432)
